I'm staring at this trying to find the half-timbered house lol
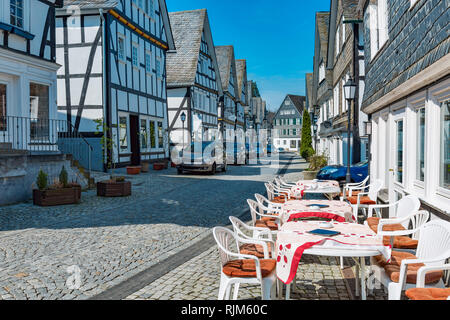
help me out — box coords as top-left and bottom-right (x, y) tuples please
(166, 9), (222, 151)
(215, 45), (239, 142)
(273, 95), (305, 152)
(56, 0), (175, 171)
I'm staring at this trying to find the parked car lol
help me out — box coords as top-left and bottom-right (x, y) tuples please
(316, 161), (369, 184)
(226, 142), (246, 165)
(177, 141), (227, 175)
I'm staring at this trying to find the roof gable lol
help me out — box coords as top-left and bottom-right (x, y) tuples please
(215, 45), (238, 97)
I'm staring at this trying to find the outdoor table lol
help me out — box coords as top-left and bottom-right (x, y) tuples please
(276, 221), (391, 300)
(291, 180), (341, 200)
(280, 200), (354, 224)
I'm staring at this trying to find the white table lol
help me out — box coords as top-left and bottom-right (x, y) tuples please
(285, 245), (380, 300)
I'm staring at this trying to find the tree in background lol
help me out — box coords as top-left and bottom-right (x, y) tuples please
(300, 110), (314, 160)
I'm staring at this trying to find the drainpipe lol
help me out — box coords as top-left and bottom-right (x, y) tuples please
(99, 9), (109, 172)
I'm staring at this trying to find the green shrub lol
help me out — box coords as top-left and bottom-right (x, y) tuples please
(301, 147), (315, 161)
(308, 153), (328, 171)
(59, 166), (69, 188)
(36, 169), (48, 191)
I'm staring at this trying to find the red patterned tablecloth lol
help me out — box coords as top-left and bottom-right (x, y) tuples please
(276, 221), (391, 285)
(281, 200), (354, 223)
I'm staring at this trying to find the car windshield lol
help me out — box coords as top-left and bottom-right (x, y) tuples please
(189, 142), (214, 153)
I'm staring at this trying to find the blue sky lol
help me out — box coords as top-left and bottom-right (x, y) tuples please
(166, 0), (331, 112)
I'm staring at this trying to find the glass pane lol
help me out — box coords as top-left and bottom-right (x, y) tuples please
(396, 120), (403, 183)
(417, 108), (425, 181)
(30, 83), (49, 141)
(150, 121), (156, 148)
(119, 117), (128, 150)
(140, 119), (147, 149)
(157, 121), (163, 148)
(0, 84), (6, 131)
(441, 101), (450, 189)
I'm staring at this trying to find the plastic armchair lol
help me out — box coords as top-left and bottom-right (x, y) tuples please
(370, 220), (450, 300)
(229, 216), (275, 258)
(212, 227), (277, 300)
(367, 195), (421, 219)
(264, 182), (292, 201)
(254, 193), (282, 214)
(342, 176), (369, 200)
(275, 176), (296, 189)
(247, 199), (280, 235)
(350, 179), (383, 219)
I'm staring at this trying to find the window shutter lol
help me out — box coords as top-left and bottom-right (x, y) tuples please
(378, 0), (389, 48)
(369, 4), (379, 59)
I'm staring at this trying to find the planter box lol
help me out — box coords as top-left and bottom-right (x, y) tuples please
(33, 185), (81, 207)
(97, 180), (131, 197)
(126, 166), (141, 175)
(153, 163), (165, 171)
(302, 170), (319, 180)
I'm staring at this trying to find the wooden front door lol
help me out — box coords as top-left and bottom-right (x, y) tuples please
(129, 115), (141, 166)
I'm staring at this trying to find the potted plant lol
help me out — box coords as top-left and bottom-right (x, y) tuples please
(94, 118), (132, 197)
(302, 152), (328, 180)
(33, 167), (82, 206)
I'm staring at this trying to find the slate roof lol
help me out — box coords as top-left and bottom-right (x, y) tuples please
(287, 95), (306, 114)
(316, 12), (330, 63)
(166, 9), (207, 87)
(342, 0), (360, 20)
(236, 59), (247, 103)
(305, 73), (314, 110)
(60, 0), (118, 10)
(215, 45), (236, 93)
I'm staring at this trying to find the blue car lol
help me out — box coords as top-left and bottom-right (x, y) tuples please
(317, 161), (369, 184)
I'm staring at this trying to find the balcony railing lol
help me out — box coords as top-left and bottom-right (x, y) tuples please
(0, 116), (93, 175)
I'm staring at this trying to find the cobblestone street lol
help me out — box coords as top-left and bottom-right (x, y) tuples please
(0, 153), (388, 300)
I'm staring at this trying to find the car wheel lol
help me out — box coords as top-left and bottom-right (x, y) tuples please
(210, 163), (216, 175)
(222, 163), (227, 172)
(177, 168), (183, 175)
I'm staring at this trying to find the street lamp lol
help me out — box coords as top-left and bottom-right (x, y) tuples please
(344, 77), (357, 184)
(181, 112), (186, 157)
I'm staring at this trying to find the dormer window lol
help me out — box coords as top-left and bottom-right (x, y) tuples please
(10, 0), (24, 29)
(319, 62), (325, 82)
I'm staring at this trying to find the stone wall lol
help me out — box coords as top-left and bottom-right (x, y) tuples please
(0, 153), (88, 206)
(362, 0), (450, 109)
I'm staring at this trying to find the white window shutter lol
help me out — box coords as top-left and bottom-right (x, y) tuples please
(369, 4), (379, 59)
(378, 0), (389, 48)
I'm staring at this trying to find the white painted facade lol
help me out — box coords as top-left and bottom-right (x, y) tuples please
(0, 0), (61, 151)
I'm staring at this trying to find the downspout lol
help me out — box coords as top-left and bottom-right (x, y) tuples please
(99, 9), (109, 172)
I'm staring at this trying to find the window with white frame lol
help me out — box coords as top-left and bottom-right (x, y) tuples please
(440, 100), (449, 189)
(417, 107), (426, 182)
(368, 0), (389, 60)
(156, 57), (162, 78)
(132, 43), (139, 68)
(145, 51), (152, 73)
(118, 36), (125, 61)
(147, 0), (155, 19)
(333, 85), (339, 115)
(10, 0), (24, 29)
(319, 62), (325, 83)
(119, 116), (128, 150)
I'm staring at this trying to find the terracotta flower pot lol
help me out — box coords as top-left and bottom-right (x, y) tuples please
(302, 170), (319, 180)
(126, 166), (141, 175)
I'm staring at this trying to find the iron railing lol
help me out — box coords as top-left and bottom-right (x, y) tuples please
(0, 116), (93, 175)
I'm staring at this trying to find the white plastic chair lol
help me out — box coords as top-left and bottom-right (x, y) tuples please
(366, 195), (421, 219)
(254, 193), (282, 215)
(370, 219), (450, 300)
(212, 227), (277, 300)
(342, 176), (369, 200)
(274, 176), (296, 189)
(247, 199), (280, 234)
(264, 182), (291, 202)
(349, 179), (383, 220)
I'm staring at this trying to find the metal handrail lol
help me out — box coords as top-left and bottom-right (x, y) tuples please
(0, 115), (93, 176)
